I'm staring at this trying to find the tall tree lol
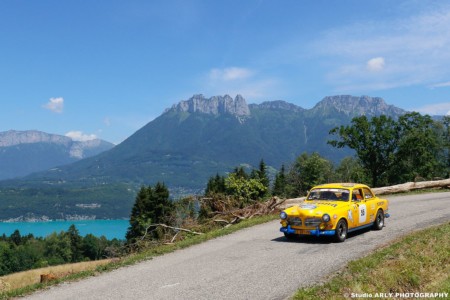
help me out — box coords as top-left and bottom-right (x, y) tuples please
(257, 159), (270, 191)
(335, 157), (368, 184)
(150, 182), (173, 225)
(233, 166), (249, 179)
(126, 186), (151, 243)
(66, 224), (83, 262)
(391, 112), (445, 182)
(272, 165), (287, 197)
(205, 173), (226, 195)
(286, 152), (334, 197)
(126, 183), (174, 243)
(442, 116), (450, 177)
(329, 115), (399, 187)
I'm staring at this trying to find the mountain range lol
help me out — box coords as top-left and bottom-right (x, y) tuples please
(0, 130), (114, 180)
(0, 95), (407, 220)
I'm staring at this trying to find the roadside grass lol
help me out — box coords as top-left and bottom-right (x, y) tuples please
(0, 213), (278, 299)
(0, 259), (112, 299)
(293, 222), (450, 300)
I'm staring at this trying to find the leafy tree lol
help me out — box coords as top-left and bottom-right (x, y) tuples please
(44, 232), (72, 265)
(81, 234), (102, 260)
(329, 115), (399, 187)
(286, 152), (334, 197)
(335, 156), (368, 183)
(272, 164), (287, 197)
(0, 241), (14, 275)
(225, 173), (268, 204)
(440, 116), (450, 177)
(390, 113), (445, 182)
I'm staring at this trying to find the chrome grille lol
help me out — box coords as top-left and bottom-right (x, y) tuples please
(288, 217), (302, 226)
(304, 217), (321, 227)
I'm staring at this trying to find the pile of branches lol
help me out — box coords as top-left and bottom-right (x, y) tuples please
(201, 196), (286, 228)
(128, 196), (287, 250)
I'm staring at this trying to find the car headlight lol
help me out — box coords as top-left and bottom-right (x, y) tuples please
(280, 211), (288, 220)
(322, 214), (330, 222)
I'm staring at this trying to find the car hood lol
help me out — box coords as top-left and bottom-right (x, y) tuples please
(284, 201), (349, 217)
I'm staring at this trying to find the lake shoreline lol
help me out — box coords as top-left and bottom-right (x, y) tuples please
(0, 219), (130, 240)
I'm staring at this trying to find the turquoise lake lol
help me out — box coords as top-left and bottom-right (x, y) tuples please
(0, 220), (129, 240)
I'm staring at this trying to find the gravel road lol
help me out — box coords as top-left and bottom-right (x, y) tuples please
(24, 192), (450, 300)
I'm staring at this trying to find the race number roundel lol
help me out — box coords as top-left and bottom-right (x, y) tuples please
(359, 204), (367, 223)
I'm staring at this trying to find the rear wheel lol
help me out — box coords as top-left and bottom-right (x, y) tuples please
(334, 219), (347, 243)
(373, 209), (384, 230)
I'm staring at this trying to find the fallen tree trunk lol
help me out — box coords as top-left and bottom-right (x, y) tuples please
(279, 178), (450, 209)
(372, 178), (450, 195)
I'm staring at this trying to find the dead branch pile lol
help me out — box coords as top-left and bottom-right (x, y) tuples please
(203, 196), (287, 227)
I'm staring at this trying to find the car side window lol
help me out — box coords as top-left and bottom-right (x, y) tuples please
(363, 188), (374, 199)
(352, 189), (363, 201)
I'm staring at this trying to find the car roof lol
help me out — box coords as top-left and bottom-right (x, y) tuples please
(311, 183), (370, 190)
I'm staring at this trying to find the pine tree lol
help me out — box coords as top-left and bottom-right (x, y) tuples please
(205, 173), (226, 195)
(66, 224), (83, 262)
(126, 183), (174, 243)
(257, 159), (270, 190)
(126, 186), (151, 243)
(272, 165), (287, 197)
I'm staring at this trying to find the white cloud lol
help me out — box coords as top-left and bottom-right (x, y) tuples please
(413, 102), (450, 116)
(312, 5), (450, 92)
(366, 57), (385, 72)
(429, 81), (450, 88)
(65, 131), (97, 142)
(203, 67), (279, 100)
(209, 67), (253, 81)
(43, 97), (64, 113)
(199, 67), (279, 102)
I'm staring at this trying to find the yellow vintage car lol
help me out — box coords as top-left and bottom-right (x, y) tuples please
(280, 183), (389, 242)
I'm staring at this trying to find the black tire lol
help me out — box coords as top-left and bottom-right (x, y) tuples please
(334, 219), (348, 243)
(373, 209), (384, 230)
(284, 232), (296, 240)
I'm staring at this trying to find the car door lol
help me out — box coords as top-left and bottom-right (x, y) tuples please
(362, 187), (377, 224)
(350, 188), (367, 227)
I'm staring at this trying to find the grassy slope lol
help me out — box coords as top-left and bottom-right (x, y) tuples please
(293, 222), (450, 299)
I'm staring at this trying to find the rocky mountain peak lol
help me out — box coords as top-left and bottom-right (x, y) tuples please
(250, 100), (305, 113)
(0, 130), (72, 147)
(169, 94), (251, 117)
(0, 130), (113, 159)
(312, 95), (406, 117)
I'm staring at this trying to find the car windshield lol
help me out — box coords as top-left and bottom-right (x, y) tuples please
(306, 188), (350, 201)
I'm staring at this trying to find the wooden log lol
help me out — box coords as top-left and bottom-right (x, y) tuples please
(372, 178), (450, 195)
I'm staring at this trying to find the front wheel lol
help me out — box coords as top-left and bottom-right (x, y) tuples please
(334, 219), (347, 243)
(373, 209), (384, 230)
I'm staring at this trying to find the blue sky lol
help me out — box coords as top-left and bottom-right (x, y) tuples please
(1, 0), (450, 144)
